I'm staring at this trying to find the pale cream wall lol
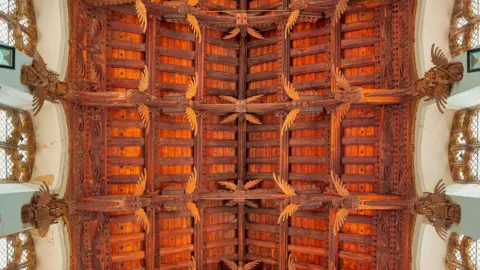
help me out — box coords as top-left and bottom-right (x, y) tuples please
(32, 221), (70, 270)
(415, 0), (455, 76)
(413, 0), (457, 269)
(33, 0), (69, 80)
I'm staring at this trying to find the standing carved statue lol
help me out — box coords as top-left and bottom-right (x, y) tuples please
(412, 44), (464, 113)
(21, 182), (70, 237)
(21, 52), (69, 116)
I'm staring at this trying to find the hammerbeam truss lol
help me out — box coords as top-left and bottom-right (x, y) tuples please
(66, 0), (417, 269)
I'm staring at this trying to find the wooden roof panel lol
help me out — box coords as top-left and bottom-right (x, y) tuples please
(66, 0), (417, 269)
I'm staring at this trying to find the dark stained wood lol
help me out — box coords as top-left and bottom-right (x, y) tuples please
(108, 59), (145, 69)
(248, 52), (278, 66)
(109, 40), (146, 51)
(111, 21), (143, 34)
(206, 54), (239, 66)
(157, 63), (196, 75)
(290, 62), (329, 75)
(291, 44), (328, 58)
(207, 70), (239, 82)
(157, 47), (196, 60)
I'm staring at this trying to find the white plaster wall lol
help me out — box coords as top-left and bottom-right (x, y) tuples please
(415, 0), (455, 77)
(29, 101), (69, 196)
(33, 0), (69, 80)
(32, 221), (70, 270)
(414, 100), (456, 196)
(412, 219), (448, 270)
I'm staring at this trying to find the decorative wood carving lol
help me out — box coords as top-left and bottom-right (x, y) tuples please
(21, 182), (70, 236)
(64, 0), (421, 268)
(21, 53), (69, 115)
(411, 44), (464, 113)
(412, 180), (461, 240)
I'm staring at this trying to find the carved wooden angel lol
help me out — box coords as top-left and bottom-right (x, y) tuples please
(221, 259), (260, 270)
(21, 182), (69, 237)
(414, 180), (461, 240)
(21, 52), (68, 115)
(413, 44), (464, 113)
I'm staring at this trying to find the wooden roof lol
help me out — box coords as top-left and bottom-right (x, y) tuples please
(65, 0), (417, 269)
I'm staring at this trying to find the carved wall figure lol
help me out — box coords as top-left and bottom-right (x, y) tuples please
(411, 44), (464, 113)
(21, 52), (69, 115)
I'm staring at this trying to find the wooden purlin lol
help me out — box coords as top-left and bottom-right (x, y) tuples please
(328, 9), (341, 270)
(237, 0), (248, 264)
(194, 24), (206, 270)
(278, 0), (290, 266)
(145, 15), (156, 270)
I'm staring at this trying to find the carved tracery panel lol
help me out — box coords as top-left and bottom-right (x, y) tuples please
(0, 104), (35, 182)
(449, 109), (480, 182)
(449, 0), (480, 56)
(0, 0), (37, 56)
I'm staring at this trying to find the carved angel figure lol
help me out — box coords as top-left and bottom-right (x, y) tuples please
(221, 259), (260, 270)
(21, 182), (69, 236)
(413, 44), (464, 113)
(21, 52), (68, 115)
(414, 180), (461, 240)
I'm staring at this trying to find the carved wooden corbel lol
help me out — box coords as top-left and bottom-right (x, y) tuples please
(411, 44), (464, 113)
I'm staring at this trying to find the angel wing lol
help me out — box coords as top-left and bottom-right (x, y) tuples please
(281, 108), (301, 134)
(138, 104), (150, 134)
(245, 200), (259, 208)
(32, 86), (46, 116)
(218, 181), (237, 191)
(189, 256), (197, 270)
(90, 53), (105, 82)
(433, 179), (446, 196)
(187, 202), (201, 223)
(433, 84), (449, 114)
(185, 72), (198, 100)
(245, 94), (264, 103)
(331, 171), (350, 197)
(221, 259), (238, 270)
(224, 27), (241, 40)
(135, 0), (147, 33)
(244, 179), (262, 190)
(333, 0), (349, 26)
(185, 167), (197, 194)
(134, 168), (147, 196)
(285, 9), (300, 38)
(245, 260), (261, 270)
(332, 64), (351, 90)
(283, 76), (300, 101)
(187, 14), (201, 43)
(36, 217), (52, 237)
(32, 51), (47, 76)
(333, 102), (351, 129)
(247, 27), (265, 39)
(434, 219), (448, 240)
(138, 66), (149, 92)
(288, 254), (296, 270)
(333, 208), (349, 235)
(245, 114), (262, 125)
(220, 113), (239, 124)
(186, 0), (198, 6)
(219, 95), (239, 104)
(431, 44), (449, 67)
(37, 182), (51, 206)
(273, 173), (296, 195)
(135, 208), (150, 232)
(185, 107), (198, 136)
(278, 203), (299, 224)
